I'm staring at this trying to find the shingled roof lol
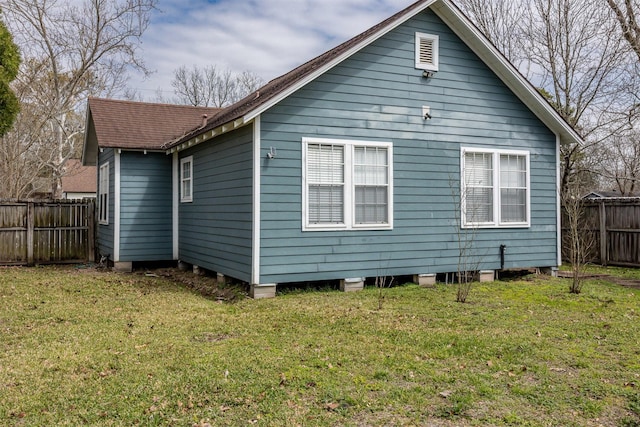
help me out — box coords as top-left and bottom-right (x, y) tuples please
(61, 159), (97, 194)
(88, 98), (221, 150)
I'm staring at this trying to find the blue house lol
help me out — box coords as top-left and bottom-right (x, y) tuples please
(83, 0), (582, 297)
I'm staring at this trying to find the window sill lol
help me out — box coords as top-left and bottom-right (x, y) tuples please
(303, 224), (393, 232)
(462, 222), (530, 229)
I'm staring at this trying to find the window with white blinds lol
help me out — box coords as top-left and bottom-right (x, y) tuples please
(307, 144), (344, 224)
(303, 138), (393, 230)
(462, 148), (530, 228)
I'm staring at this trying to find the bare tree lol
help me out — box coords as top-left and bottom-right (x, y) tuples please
(459, 0), (638, 194)
(524, 0), (631, 191)
(455, 0), (529, 70)
(607, 0), (640, 61)
(170, 65), (264, 108)
(598, 130), (640, 195)
(0, 0), (156, 199)
(561, 175), (596, 294)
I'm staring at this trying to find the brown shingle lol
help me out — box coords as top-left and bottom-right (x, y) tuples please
(89, 98), (222, 150)
(61, 159), (97, 193)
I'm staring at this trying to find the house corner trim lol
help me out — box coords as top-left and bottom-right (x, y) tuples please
(252, 116), (261, 285)
(172, 152), (179, 260)
(556, 134), (562, 266)
(114, 150), (121, 262)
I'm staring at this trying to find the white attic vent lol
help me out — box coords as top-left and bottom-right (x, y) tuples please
(415, 32), (439, 72)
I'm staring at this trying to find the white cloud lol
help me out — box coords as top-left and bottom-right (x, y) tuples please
(128, 0), (413, 100)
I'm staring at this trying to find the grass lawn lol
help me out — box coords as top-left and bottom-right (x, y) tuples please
(1, 266), (639, 426)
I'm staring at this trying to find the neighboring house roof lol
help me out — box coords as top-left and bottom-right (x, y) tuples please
(83, 98), (221, 165)
(583, 191), (640, 200)
(61, 159), (97, 194)
(164, 0), (584, 152)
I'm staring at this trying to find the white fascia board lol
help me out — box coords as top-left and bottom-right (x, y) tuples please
(243, 0), (437, 123)
(431, 1), (583, 147)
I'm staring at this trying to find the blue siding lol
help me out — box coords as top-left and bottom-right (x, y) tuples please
(258, 9), (558, 283)
(178, 125), (253, 282)
(119, 152), (173, 261)
(96, 148), (114, 260)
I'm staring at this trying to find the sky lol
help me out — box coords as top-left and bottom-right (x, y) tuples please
(128, 0), (415, 100)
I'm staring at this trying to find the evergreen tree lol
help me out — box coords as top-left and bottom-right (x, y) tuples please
(0, 18), (19, 136)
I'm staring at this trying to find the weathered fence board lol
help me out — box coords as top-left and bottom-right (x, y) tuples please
(563, 200), (640, 267)
(0, 200), (95, 265)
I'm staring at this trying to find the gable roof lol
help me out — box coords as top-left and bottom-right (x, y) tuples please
(165, 0), (583, 153)
(61, 159), (96, 194)
(584, 191), (640, 200)
(83, 98), (221, 165)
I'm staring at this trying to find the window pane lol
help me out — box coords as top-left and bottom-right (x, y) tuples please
(182, 162), (191, 180)
(309, 185), (343, 224)
(182, 179), (191, 199)
(501, 188), (526, 222)
(500, 154), (525, 188)
(308, 144), (344, 184)
(355, 186), (388, 223)
(465, 187), (493, 223)
(465, 152), (493, 186)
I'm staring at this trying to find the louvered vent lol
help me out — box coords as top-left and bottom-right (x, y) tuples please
(415, 32), (439, 71)
(419, 38), (434, 66)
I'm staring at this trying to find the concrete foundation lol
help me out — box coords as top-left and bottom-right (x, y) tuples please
(217, 273), (226, 284)
(414, 273), (436, 287)
(250, 283), (277, 299)
(479, 270), (495, 282)
(340, 277), (365, 292)
(114, 261), (132, 272)
(539, 267), (558, 277)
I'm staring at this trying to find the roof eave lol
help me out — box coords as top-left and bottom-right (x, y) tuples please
(165, 117), (248, 154)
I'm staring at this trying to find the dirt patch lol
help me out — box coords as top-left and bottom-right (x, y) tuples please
(557, 271), (640, 289)
(148, 268), (247, 302)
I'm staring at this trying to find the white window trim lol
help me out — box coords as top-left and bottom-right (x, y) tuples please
(415, 32), (439, 71)
(460, 147), (531, 228)
(180, 156), (193, 203)
(302, 137), (393, 231)
(98, 162), (109, 225)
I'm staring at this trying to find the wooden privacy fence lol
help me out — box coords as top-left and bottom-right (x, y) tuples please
(563, 199), (640, 267)
(0, 199), (95, 266)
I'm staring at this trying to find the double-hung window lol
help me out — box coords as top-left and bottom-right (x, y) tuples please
(461, 147), (530, 227)
(98, 162), (109, 225)
(303, 138), (393, 230)
(180, 156), (193, 203)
